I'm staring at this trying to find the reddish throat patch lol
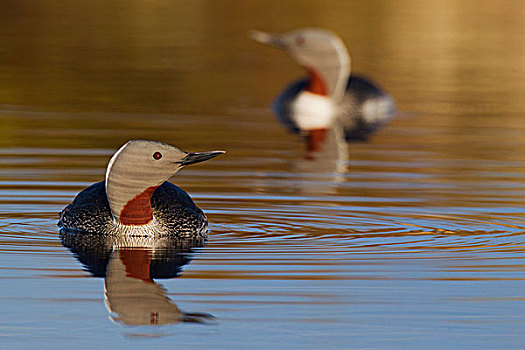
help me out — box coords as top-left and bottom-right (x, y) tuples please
(305, 68), (328, 96)
(119, 186), (159, 225)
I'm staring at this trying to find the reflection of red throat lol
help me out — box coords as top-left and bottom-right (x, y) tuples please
(119, 248), (154, 284)
(306, 128), (327, 155)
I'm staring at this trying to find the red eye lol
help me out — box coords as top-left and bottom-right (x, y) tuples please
(296, 35), (305, 46)
(153, 152), (162, 160)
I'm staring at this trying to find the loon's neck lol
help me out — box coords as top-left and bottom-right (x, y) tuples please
(104, 144), (170, 226)
(116, 185), (159, 225)
(305, 68), (328, 96)
(105, 157), (165, 225)
(303, 60), (350, 102)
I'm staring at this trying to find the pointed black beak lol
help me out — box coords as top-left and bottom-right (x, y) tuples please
(177, 151), (225, 166)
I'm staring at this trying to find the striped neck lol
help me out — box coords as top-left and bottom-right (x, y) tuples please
(105, 151), (166, 226)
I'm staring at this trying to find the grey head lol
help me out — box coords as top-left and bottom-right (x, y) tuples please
(105, 140), (224, 224)
(250, 28), (351, 102)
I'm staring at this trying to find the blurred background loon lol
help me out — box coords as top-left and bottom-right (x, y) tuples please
(250, 28), (395, 155)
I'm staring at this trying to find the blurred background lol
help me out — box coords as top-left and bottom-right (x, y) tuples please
(1, 1), (525, 349)
(1, 0), (524, 149)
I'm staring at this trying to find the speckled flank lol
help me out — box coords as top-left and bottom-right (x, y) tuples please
(58, 181), (208, 239)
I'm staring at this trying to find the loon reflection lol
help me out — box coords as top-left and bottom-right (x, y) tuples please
(287, 125), (348, 195)
(61, 232), (213, 326)
(294, 125), (348, 171)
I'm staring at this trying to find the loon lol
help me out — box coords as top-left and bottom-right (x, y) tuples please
(250, 28), (395, 152)
(58, 140), (224, 238)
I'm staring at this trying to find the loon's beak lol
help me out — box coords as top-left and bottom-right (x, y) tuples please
(178, 151), (225, 166)
(249, 30), (286, 49)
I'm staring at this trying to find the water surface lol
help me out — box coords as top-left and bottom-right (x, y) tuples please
(1, 1), (525, 349)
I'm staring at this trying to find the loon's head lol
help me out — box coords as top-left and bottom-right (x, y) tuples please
(105, 140), (224, 225)
(250, 28), (350, 102)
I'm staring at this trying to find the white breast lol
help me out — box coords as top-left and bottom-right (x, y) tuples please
(290, 91), (336, 130)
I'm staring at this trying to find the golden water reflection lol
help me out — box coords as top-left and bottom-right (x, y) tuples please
(1, 0), (525, 118)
